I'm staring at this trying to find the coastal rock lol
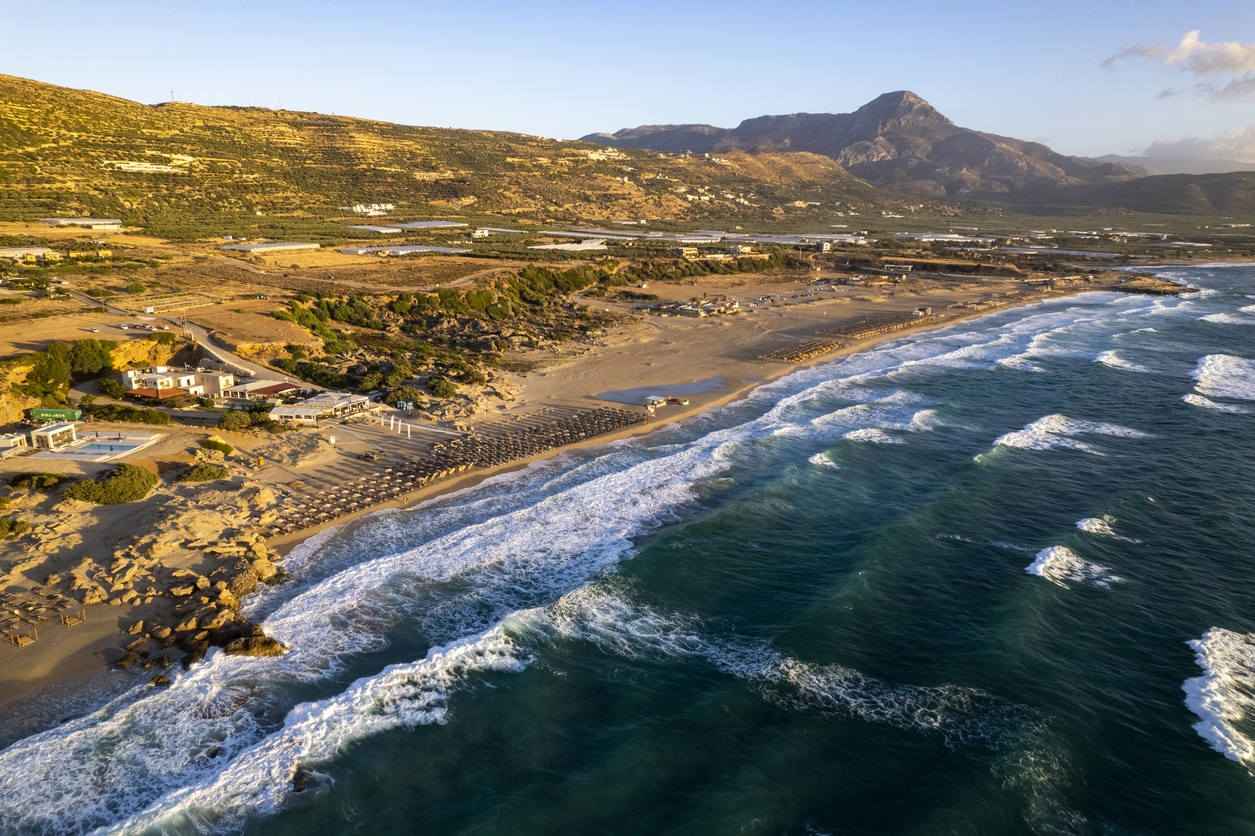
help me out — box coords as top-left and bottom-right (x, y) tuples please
(115, 652), (142, 669)
(214, 589), (241, 612)
(125, 637), (147, 652)
(223, 635), (288, 657)
(199, 609), (236, 631)
(194, 576), (210, 590)
(127, 620), (145, 635)
(170, 585), (195, 597)
(251, 556), (278, 583)
(80, 587), (106, 605)
(224, 562), (259, 598)
(151, 625), (172, 640)
(149, 675), (170, 687)
(174, 615), (199, 633)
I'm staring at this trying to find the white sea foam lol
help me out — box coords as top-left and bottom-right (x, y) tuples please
(843, 428), (906, 444)
(997, 355), (1046, 373)
(1183, 628), (1255, 766)
(103, 628), (528, 834)
(1190, 355), (1255, 402)
(1075, 516), (1141, 543)
(1183, 393), (1252, 414)
(1201, 312), (1255, 326)
(808, 452), (839, 469)
(1096, 351), (1154, 374)
(990, 414), (1153, 457)
(1025, 546), (1122, 588)
(936, 534), (1036, 553)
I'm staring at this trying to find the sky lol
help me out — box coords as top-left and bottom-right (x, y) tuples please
(3, 0), (1254, 161)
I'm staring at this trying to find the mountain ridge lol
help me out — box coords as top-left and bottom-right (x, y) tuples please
(581, 92), (1139, 199)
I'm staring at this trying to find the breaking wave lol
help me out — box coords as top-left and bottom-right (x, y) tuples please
(1026, 546), (1123, 588)
(1075, 516), (1141, 544)
(987, 414), (1153, 457)
(1095, 351), (1154, 374)
(1183, 629), (1255, 766)
(1189, 355), (1255, 403)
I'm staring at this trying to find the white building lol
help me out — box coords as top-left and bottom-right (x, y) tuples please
(268, 392), (373, 424)
(221, 242), (320, 254)
(39, 218), (123, 230)
(122, 366), (237, 397)
(31, 423), (77, 451)
(0, 432), (29, 458)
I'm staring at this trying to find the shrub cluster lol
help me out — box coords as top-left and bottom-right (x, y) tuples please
(177, 463), (229, 483)
(63, 464), (157, 504)
(200, 438), (234, 456)
(8, 472), (69, 491)
(0, 518), (31, 539)
(84, 404), (172, 425)
(217, 410), (251, 431)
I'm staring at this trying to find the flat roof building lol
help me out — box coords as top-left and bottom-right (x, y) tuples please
(39, 218), (123, 230)
(31, 422), (77, 451)
(221, 242), (320, 253)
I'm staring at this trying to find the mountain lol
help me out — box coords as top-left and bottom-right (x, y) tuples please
(1093, 154), (1255, 177)
(582, 92), (1140, 199)
(1002, 171), (1255, 215)
(0, 74), (891, 239)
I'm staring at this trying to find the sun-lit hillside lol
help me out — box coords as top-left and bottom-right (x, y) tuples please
(0, 74), (898, 239)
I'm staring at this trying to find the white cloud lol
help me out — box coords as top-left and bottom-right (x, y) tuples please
(1143, 125), (1255, 163)
(1106, 30), (1255, 101)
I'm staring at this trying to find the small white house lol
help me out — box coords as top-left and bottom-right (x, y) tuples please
(31, 422), (77, 451)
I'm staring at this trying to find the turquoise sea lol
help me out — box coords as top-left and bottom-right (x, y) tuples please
(3, 264), (1255, 835)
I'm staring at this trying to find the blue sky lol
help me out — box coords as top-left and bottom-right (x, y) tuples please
(4, 0), (1254, 160)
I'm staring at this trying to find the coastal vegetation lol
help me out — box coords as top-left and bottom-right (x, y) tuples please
(63, 463), (158, 504)
(8, 472), (69, 491)
(177, 462), (229, 482)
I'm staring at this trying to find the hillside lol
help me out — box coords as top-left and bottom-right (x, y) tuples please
(0, 75), (896, 238)
(1002, 171), (1255, 215)
(583, 91), (1139, 199)
(1093, 154), (1255, 177)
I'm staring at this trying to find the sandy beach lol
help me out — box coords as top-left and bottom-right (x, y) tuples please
(0, 271), (1164, 710)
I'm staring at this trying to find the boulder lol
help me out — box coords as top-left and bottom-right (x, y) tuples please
(115, 652), (142, 669)
(149, 675), (171, 687)
(126, 620), (145, 635)
(125, 637), (147, 652)
(170, 585), (195, 597)
(151, 625), (172, 640)
(223, 635), (288, 657)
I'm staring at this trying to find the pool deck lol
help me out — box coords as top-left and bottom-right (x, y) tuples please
(33, 432), (163, 463)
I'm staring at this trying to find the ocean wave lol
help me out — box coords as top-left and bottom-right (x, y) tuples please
(988, 414), (1154, 457)
(1075, 516), (1142, 543)
(101, 628), (529, 835)
(1182, 393), (1252, 414)
(1201, 312), (1255, 326)
(1095, 351), (1154, 374)
(996, 355), (1046, 373)
(1190, 355), (1255, 402)
(936, 533), (1036, 553)
(808, 452), (839, 469)
(843, 428), (906, 444)
(1025, 546), (1122, 588)
(1183, 628), (1255, 766)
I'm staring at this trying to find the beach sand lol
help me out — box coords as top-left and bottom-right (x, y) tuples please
(0, 274), (1128, 707)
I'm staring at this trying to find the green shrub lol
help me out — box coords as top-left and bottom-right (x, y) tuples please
(0, 518), (31, 539)
(63, 464), (157, 504)
(217, 410), (251, 431)
(427, 377), (458, 399)
(200, 438), (233, 456)
(84, 404), (172, 424)
(384, 385), (424, 406)
(177, 463), (229, 483)
(8, 472), (69, 491)
(125, 282), (146, 294)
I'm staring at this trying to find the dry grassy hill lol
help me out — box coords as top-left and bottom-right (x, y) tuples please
(0, 75), (900, 239)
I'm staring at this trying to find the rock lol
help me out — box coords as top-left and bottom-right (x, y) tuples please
(215, 589), (241, 612)
(174, 616), (199, 633)
(194, 576), (210, 590)
(171, 569), (197, 579)
(181, 639), (209, 668)
(107, 598), (121, 606)
(126, 620), (145, 636)
(251, 557), (278, 584)
(125, 637), (147, 652)
(121, 590), (139, 604)
(199, 609), (235, 631)
(223, 635), (288, 657)
(44, 573), (62, 586)
(149, 675), (171, 687)
(225, 563), (259, 599)
(170, 585), (195, 597)
(151, 626), (172, 640)
(81, 587), (106, 606)
(115, 652), (142, 669)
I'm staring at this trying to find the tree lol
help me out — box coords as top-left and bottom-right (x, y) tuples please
(98, 378), (126, 399)
(64, 464), (157, 504)
(384, 385), (424, 406)
(217, 410), (251, 431)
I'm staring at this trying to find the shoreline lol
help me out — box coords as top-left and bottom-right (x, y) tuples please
(264, 284), (1118, 559)
(0, 279), (1176, 709)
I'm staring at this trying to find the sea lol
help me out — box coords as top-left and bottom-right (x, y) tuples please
(3, 264), (1255, 835)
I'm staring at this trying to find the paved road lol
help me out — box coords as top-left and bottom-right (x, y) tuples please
(67, 289), (316, 387)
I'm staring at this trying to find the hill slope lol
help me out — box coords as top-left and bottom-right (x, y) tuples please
(1004, 171), (1255, 215)
(583, 91), (1139, 198)
(0, 75), (896, 238)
